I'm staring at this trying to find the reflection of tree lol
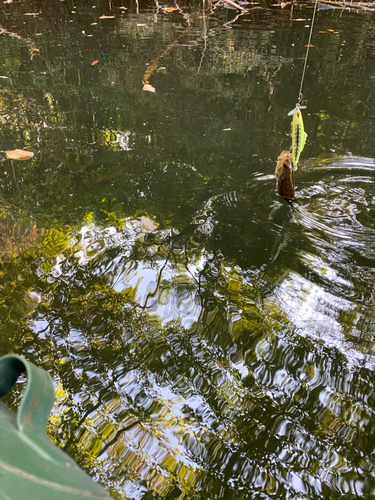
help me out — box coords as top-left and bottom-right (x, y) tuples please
(2, 214), (375, 498)
(2, 1), (375, 499)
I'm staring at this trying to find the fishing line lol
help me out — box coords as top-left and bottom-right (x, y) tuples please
(297, 0), (319, 103)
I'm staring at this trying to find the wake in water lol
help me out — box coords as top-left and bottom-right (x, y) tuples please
(266, 155), (375, 369)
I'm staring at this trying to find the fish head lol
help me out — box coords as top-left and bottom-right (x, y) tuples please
(275, 150), (294, 199)
(275, 150), (293, 178)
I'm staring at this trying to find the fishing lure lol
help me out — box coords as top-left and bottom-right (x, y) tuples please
(288, 103), (307, 170)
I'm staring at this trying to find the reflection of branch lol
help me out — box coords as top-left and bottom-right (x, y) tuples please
(11, 160), (21, 198)
(0, 25), (38, 54)
(174, 1), (191, 24)
(0, 24), (56, 79)
(142, 244), (174, 308)
(63, 379), (115, 452)
(97, 420), (140, 456)
(198, 249), (218, 296)
(183, 246), (204, 302)
(223, 10), (248, 28)
(195, 0), (208, 75)
(142, 222), (203, 308)
(143, 0), (253, 84)
(63, 368), (140, 452)
(154, 0), (161, 21)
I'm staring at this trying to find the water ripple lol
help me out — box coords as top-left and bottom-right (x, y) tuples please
(267, 155), (375, 368)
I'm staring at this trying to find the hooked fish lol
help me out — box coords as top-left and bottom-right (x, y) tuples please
(288, 104), (307, 170)
(275, 150), (294, 200)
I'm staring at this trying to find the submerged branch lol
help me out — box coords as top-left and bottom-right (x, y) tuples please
(216, 0), (249, 11)
(313, 0), (375, 10)
(143, 22), (197, 84)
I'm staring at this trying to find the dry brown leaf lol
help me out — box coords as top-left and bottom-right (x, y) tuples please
(143, 83), (156, 93)
(5, 149), (34, 160)
(140, 216), (157, 232)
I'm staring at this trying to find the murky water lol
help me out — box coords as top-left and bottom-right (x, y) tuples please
(1, 0), (375, 498)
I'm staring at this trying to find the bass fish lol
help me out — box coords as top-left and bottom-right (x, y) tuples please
(275, 150), (294, 200)
(288, 104), (307, 170)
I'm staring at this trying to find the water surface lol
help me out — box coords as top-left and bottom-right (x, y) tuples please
(1, 1), (375, 498)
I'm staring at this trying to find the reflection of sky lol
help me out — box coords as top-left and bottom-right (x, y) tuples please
(27, 179), (375, 498)
(72, 222), (204, 328)
(39, 214), (251, 483)
(114, 263), (202, 328)
(267, 269), (375, 370)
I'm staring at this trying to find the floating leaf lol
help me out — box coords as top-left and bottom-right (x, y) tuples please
(140, 216), (157, 232)
(143, 83), (156, 93)
(92, 60), (99, 65)
(5, 149), (34, 160)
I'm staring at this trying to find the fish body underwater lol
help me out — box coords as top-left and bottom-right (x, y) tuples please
(290, 107), (307, 169)
(275, 150), (294, 200)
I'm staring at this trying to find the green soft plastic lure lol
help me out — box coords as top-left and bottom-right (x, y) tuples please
(288, 104), (307, 170)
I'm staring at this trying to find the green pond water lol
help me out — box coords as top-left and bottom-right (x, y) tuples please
(2, 0), (375, 498)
